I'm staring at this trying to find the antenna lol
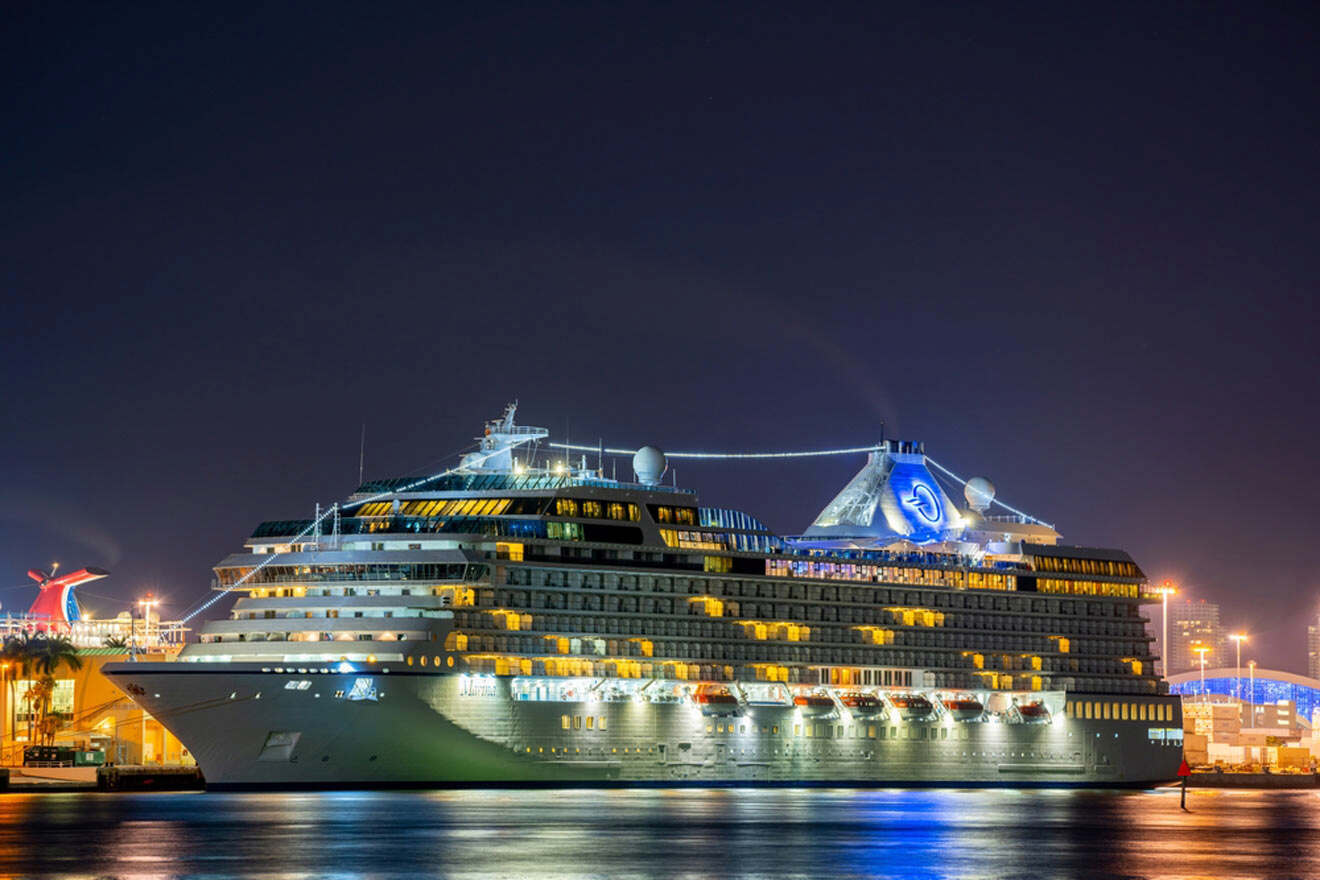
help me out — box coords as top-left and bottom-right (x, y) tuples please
(359, 423), (366, 486)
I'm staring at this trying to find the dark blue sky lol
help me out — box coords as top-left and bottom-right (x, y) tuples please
(2, 2), (1317, 669)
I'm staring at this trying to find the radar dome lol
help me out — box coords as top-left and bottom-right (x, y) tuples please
(964, 477), (996, 512)
(633, 446), (667, 485)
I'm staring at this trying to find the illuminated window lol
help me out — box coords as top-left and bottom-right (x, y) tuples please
(561, 714), (570, 730)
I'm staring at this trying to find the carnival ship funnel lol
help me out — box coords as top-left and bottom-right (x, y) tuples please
(800, 440), (964, 547)
(26, 565), (109, 626)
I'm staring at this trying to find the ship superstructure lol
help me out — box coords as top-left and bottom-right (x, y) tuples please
(106, 404), (1183, 787)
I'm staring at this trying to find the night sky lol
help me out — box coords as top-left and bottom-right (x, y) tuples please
(3, 3), (1317, 671)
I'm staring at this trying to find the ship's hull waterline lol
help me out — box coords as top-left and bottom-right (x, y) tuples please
(106, 663), (1182, 789)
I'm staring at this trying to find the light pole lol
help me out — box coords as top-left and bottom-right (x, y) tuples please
(1230, 633), (1248, 701)
(136, 594), (159, 764)
(1154, 582), (1177, 676)
(137, 594), (159, 655)
(1193, 643), (1211, 699)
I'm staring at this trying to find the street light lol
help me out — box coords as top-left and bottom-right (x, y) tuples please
(1229, 633), (1248, 700)
(1153, 581), (1177, 676)
(137, 594), (159, 656)
(1192, 643), (1211, 698)
(135, 594), (160, 765)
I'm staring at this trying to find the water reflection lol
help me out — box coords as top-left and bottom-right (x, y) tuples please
(0, 787), (1316, 878)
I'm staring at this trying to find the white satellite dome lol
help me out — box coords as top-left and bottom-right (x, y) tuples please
(964, 477), (996, 512)
(633, 446), (667, 485)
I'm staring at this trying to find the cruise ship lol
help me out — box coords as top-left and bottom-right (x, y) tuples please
(106, 405), (1183, 788)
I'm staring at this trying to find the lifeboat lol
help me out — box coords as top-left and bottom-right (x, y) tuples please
(694, 687), (743, 716)
(839, 692), (885, 718)
(793, 693), (836, 717)
(1016, 701), (1051, 723)
(888, 693), (934, 721)
(940, 696), (984, 722)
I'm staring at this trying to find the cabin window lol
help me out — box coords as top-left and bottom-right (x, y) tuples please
(561, 715), (570, 730)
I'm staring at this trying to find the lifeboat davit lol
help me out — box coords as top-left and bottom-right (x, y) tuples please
(940, 696), (985, 721)
(1017, 701), (1051, 723)
(840, 692), (885, 718)
(888, 693), (935, 721)
(694, 687), (743, 716)
(793, 693), (836, 717)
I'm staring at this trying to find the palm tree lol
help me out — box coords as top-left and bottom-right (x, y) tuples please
(27, 679), (53, 747)
(103, 635), (128, 649)
(1, 633), (39, 750)
(31, 634), (82, 746)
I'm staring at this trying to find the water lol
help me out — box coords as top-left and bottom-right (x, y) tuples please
(0, 787), (1315, 879)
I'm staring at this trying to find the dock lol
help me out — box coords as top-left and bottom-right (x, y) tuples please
(0, 766), (204, 792)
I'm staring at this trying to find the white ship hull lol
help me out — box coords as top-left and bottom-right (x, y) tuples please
(106, 662), (1183, 789)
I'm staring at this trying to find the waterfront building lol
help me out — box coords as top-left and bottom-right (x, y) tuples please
(2, 647), (192, 765)
(1165, 598), (1223, 674)
(106, 405), (1184, 788)
(1169, 667), (1320, 769)
(1168, 667), (1320, 722)
(1, 567), (192, 766)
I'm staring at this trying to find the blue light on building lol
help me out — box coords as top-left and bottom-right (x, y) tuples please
(1167, 667), (1320, 723)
